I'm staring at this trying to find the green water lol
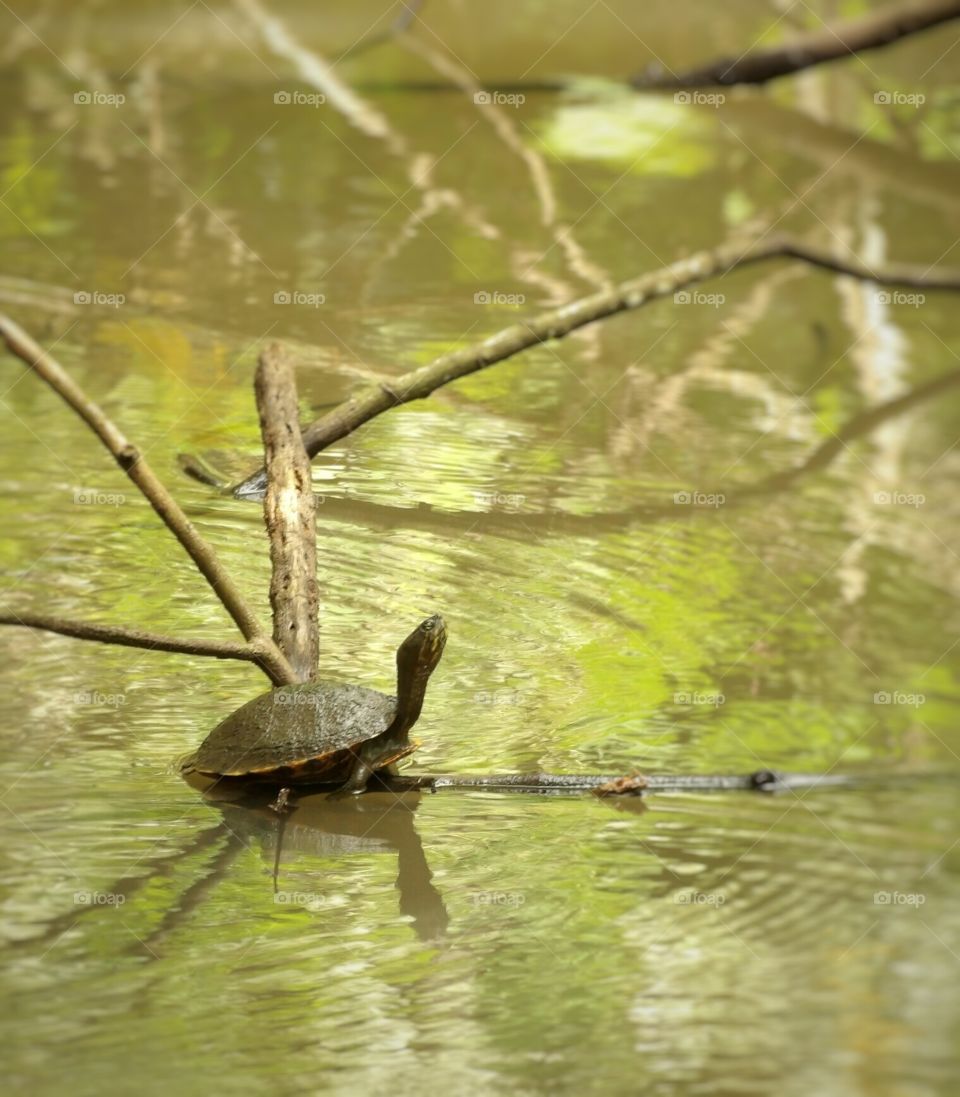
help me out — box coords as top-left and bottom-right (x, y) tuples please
(1, 2), (959, 1094)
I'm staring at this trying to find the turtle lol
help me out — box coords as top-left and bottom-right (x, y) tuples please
(183, 614), (447, 796)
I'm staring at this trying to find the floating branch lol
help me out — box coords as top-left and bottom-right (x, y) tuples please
(633, 0), (960, 88)
(254, 343), (319, 682)
(206, 768), (949, 796)
(226, 234), (960, 496)
(0, 314), (298, 687)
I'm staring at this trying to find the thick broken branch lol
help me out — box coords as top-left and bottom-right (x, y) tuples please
(634, 0), (960, 87)
(0, 613), (266, 664)
(0, 314), (298, 686)
(254, 344), (319, 682)
(229, 235), (960, 496)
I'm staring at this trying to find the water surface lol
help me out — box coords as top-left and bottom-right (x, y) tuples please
(1, 3), (959, 1094)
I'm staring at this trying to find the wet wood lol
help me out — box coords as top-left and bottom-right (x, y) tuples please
(380, 770), (954, 795)
(207, 769), (948, 796)
(230, 235), (960, 496)
(254, 343), (319, 682)
(634, 0), (960, 87)
(0, 314), (298, 687)
(376, 770), (862, 794)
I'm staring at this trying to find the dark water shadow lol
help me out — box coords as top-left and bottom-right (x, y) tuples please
(186, 778), (450, 944)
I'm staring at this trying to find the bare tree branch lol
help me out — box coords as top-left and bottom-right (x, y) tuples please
(634, 0), (960, 88)
(0, 314), (298, 686)
(254, 343), (319, 682)
(228, 234), (960, 496)
(0, 613), (266, 664)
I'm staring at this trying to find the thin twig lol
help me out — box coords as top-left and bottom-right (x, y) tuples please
(0, 314), (298, 686)
(0, 613), (266, 664)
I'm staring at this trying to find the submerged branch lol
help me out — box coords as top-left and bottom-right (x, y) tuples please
(0, 613), (265, 664)
(202, 768), (952, 796)
(634, 0), (960, 87)
(254, 343), (319, 682)
(0, 314), (298, 686)
(228, 235), (960, 496)
(376, 769), (952, 795)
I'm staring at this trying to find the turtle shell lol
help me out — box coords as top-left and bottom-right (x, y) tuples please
(192, 682), (400, 780)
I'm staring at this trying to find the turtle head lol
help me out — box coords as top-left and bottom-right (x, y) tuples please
(394, 614), (447, 728)
(398, 614), (447, 677)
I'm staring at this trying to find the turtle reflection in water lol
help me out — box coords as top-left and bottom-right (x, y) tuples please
(183, 615), (447, 796)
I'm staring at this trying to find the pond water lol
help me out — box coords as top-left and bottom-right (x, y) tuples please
(1, 3), (959, 1094)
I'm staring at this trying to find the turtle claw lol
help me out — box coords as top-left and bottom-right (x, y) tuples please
(270, 787), (292, 813)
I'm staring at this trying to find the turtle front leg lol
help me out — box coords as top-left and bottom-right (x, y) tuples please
(328, 757), (375, 798)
